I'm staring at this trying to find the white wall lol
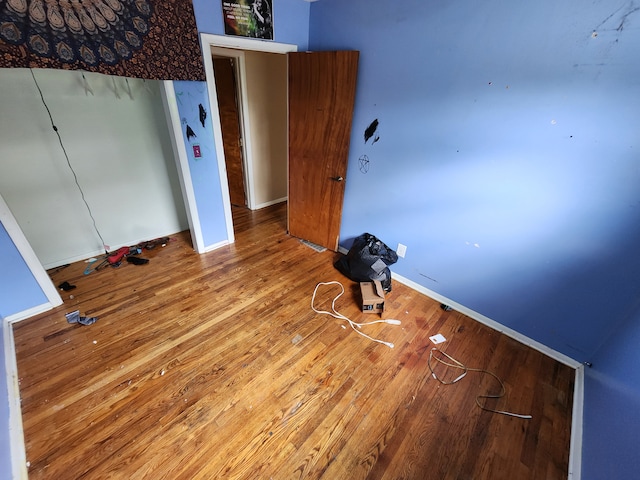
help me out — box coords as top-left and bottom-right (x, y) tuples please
(0, 69), (188, 268)
(244, 51), (288, 208)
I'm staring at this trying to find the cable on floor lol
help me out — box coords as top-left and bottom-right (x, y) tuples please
(30, 69), (109, 254)
(428, 347), (532, 419)
(311, 281), (401, 349)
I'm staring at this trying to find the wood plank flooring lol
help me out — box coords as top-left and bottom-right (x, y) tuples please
(13, 203), (575, 479)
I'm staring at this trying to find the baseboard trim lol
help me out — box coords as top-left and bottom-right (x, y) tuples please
(3, 320), (27, 479)
(253, 197), (287, 210)
(4, 303), (53, 324)
(568, 365), (584, 480)
(391, 272), (581, 369)
(201, 239), (230, 254)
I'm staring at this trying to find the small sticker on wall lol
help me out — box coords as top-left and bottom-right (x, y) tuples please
(193, 144), (202, 159)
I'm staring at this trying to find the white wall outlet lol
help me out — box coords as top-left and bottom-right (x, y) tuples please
(397, 243), (407, 258)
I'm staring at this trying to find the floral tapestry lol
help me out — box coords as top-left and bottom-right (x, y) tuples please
(0, 0), (205, 80)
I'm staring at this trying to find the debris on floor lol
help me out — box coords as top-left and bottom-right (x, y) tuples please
(85, 236), (172, 272)
(126, 256), (149, 265)
(57, 281), (76, 291)
(65, 310), (98, 326)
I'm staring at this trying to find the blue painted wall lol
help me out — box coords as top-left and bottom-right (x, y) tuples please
(0, 223), (47, 319)
(308, 1), (640, 479)
(582, 309), (640, 480)
(173, 79), (229, 248)
(309, 0), (640, 362)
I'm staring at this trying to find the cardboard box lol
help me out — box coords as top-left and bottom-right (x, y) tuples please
(360, 280), (385, 314)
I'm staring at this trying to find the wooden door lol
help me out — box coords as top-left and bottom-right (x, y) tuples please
(288, 51), (359, 251)
(213, 57), (247, 207)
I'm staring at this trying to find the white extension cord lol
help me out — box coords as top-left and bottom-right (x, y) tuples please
(428, 348), (532, 419)
(311, 281), (401, 348)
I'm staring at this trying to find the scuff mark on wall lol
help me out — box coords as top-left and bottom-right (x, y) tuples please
(364, 118), (380, 144)
(616, 5), (640, 31)
(594, 5), (625, 31)
(593, 2), (640, 33)
(418, 271), (438, 282)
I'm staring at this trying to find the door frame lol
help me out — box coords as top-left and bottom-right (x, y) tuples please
(211, 49), (251, 209)
(200, 33), (297, 242)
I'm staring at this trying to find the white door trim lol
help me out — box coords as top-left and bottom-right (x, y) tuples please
(200, 33), (297, 240)
(201, 34), (297, 54)
(211, 48), (256, 210)
(159, 81), (206, 253)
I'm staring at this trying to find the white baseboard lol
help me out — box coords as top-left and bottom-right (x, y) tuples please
(253, 197), (287, 210)
(41, 248), (107, 270)
(201, 239), (230, 253)
(3, 321), (27, 480)
(391, 272), (581, 369)
(568, 365), (584, 480)
(4, 303), (53, 324)
(41, 230), (191, 270)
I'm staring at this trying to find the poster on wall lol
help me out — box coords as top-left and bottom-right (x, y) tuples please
(222, 1), (273, 40)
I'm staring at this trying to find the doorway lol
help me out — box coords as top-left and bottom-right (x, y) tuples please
(211, 49), (289, 217)
(212, 55), (248, 209)
(201, 34), (297, 242)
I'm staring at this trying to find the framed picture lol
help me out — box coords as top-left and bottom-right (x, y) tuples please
(222, 0), (273, 40)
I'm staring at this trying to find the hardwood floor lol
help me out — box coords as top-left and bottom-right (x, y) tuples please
(13, 203), (575, 479)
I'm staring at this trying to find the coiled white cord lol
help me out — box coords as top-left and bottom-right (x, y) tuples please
(428, 348), (532, 419)
(311, 281), (401, 348)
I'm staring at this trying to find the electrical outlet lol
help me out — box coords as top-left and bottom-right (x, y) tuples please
(397, 243), (407, 258)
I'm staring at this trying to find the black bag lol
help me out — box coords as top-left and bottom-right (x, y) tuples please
(334, 233), (398, 291)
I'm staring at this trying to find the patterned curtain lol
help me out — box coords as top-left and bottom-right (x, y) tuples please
(0, 0), (205, 80)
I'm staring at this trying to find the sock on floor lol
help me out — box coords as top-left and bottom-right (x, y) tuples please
(126, 256), (149, 265)
(58, 281), (76, 291)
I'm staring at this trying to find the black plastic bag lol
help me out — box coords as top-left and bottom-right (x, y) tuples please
(334, 233), (398, 291)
